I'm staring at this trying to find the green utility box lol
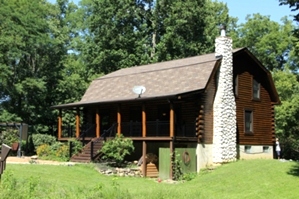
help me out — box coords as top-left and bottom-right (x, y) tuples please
(159, 147), (196, 179)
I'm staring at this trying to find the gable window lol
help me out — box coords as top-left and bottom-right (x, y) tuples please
(244, 110), (253, 133)
(253, 79), (260, 99)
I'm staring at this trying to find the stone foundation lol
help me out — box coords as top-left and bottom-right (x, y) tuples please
(238, 145), (274, 159)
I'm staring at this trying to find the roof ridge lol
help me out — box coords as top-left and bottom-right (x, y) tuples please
(96, 56), (218, 81)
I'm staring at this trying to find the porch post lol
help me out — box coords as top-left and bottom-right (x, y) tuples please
(117, 104), (121, 136)
(142, 141), (147, 177)
(142, 103), (146, 137)
(58, 109), (62, 139)
(76, 108), (80, 138)
(169, 102), (174, 179)
(170, 138), (174, 180)
(96, 107), (100, 138)
(169, 102), (174, 137)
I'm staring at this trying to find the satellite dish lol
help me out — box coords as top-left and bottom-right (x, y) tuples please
(132, 86), (146, 98)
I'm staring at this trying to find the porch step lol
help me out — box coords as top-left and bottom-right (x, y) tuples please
(140, 163), (159, 178)
(70, 137), (104, 163)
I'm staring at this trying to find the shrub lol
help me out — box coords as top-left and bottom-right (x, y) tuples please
(68, 138), (83, 155)
(100, 135), (134, 165)
(0, 129), (19, 146)
(36, 144), (52, 157)
(35, 142), (70, 161)
(55, 144), (69, 161)
(31, 134), (56, 150)
(182, 172), (197, 181)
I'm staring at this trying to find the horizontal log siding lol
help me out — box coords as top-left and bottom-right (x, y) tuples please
(181, 101), (197, 123)
(202, 71), (217, 144)
(234, 56), (274, 145)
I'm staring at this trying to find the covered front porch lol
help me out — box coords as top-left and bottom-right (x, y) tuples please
(56, 98), (200, 142)
(53, 96), (203, 178)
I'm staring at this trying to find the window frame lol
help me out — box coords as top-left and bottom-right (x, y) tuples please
(252, 78), (260, 100)
(244, 109), (253, 134)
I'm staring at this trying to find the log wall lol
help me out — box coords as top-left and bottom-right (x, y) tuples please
(234, 55), (274, 145)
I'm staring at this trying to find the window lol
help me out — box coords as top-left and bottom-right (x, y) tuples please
(263, 146), (269, 153)
(245, 145), (251, 153)
(253, 79), (260, 99)
(245, 110), (253, 133)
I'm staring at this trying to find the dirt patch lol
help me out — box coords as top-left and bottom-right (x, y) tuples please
(6, 156), (75, 166)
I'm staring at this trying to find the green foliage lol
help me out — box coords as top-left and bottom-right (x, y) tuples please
(36, 142), (70, 161)
(54, 144), (69, 161)
(36, 144), (52, 157)
(100, 135), (134, 165)
(279, 0), (299, 39)
(0, 110), (22, 123)
(81, 0), (234, 73)
(31, 134), (56, 150)
(171, 151), (197, 181)
(68, 138), (83, 155)
(273, 69), (299, 159)
(0, 0), (89, 133)
(182, 172), (197, 181)
(33, 134), (71, 161)
(0, 128), (19, 147)
(172, 152), (183, 181)
(232, 14), (295, 71)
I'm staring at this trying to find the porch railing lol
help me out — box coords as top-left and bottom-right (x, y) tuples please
(63, 121), (196, 138)
(61, 125), (75, 138)
(61, 123), (96, 138)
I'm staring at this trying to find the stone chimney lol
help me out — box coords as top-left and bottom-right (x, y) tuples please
(212, 27), (237, 163)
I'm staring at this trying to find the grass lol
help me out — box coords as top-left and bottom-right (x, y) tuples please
(1, 159), (299, 199)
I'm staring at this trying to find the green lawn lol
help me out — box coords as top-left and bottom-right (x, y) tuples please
(1, 159), (299, 199)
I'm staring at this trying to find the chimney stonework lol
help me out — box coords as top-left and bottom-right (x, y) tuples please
(212, 35), (237, 163)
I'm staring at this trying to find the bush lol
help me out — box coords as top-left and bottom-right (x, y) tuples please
(36, 142), (70, 161)
(31, 134), (56, 150)
(55, 144), (69, 161)
(0, 129), (19, 146)
(68, 138), (83, 155)
(36, 144), (52, 157)
(100, 135), (134, 165)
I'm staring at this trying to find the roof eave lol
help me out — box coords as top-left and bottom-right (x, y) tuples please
(51, 89), (206, 109)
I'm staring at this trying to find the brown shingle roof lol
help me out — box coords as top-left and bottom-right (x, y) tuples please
(52, 49), (248, 108)
(81, 53), (218, 103)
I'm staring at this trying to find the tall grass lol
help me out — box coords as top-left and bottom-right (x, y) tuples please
(1, 159), (299, 199)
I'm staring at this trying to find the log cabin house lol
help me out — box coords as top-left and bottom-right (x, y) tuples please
(52, 32), (280, 177)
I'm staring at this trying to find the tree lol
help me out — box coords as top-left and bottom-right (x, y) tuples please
(279, 0), (299, 38)
(0, 0), (89, 133)
(231, 14), (295, 71)
(80, 0), (153, 74)
(0, 0), (58, 127)
(80, 0), (235, 73)
(272, 69), (299, 159)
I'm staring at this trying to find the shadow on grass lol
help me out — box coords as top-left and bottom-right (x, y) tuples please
(287, 162), (299, 177)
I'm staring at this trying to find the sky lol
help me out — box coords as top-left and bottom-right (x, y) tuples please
(221, 0), (294, 24)
(49, 0), (295, 24)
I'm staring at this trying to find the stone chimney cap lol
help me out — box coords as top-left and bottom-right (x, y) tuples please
(219, 24), (226, 36)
